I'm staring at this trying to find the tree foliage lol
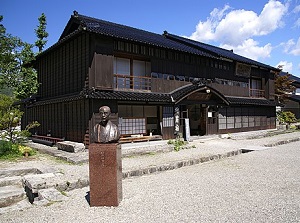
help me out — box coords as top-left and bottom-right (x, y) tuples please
(0, 94), (39, 143)
(274, 71), (295, 104)
(35, 13), (49, 53)
(0, 15), (39, 99)
(277, 111), (297, 125)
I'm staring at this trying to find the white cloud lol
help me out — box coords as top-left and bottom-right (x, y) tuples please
(281, 39), (295, 53)
(189, 0), (288, 45)
(292, 5), (300, 13)
(221, 39), (272, 61)
(295, 18), (300, 27)
(290, 37), (300, 55)
(282, 37), (300, 55)
(276, 61), (293, 73)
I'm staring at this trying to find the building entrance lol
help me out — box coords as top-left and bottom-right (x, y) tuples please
(187, 104), (218, 136)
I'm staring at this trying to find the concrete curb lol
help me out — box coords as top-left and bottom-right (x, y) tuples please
(122, 149), (242, 178)
(264, 137), (300, 147)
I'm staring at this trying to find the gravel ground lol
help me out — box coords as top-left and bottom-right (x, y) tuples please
(1, 131), (300, 222)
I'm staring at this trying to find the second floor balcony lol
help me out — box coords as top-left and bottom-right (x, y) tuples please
(114, 74), (152, 92)
(113, 73), (266, 99)
(250, 89), (265, 98)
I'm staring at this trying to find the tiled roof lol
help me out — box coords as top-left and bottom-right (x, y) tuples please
(226, 96), (276, 106)
(170, 82), (229, 105)
(287, 95), (300, 103)
(86, 89), (172, 103)
(57, 12), (277, 71)
(280, 72), (300, 85)
(73, 14), (215, 58)
(85, 85), (233, 105)
(164, 32), (276, 70)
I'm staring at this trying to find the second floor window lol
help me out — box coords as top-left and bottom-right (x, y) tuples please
(113, 57), (151, 91)
(251, 79), (262, 89)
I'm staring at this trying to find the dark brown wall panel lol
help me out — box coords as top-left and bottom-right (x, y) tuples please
(37, 33), (89, 98)
(89, 54), (113, 90)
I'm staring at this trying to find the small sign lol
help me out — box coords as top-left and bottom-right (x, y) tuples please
(174, 106), (180, 133)
(185, 118), (190, 142)
(208, 112), (213, 118)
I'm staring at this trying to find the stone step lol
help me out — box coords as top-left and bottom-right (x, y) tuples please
(0, 167), (41, 178)
(34, 188), (68, 206)
(23, 172), (64, 193)
(0, 199), (32, 214)
(0, 185), (26, 208)
(0, 176), (22, 187)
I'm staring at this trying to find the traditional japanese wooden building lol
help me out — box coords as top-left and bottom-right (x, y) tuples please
(22, 11), (278, 145)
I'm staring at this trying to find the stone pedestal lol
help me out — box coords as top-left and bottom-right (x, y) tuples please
(88, 143), (122, 207)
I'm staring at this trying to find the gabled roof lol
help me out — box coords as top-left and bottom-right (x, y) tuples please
(288, 94), (300, 103)
(55, 11), (277, 71)
(59, 11), (215, 58)
(170, 83), (229, 105)
(163, 32), (276, 70)
(280, 71), (300, 85)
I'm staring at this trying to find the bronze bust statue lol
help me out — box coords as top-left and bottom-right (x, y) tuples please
(92, 106), (120, 143)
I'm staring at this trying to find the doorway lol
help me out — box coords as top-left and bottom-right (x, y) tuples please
(187, 104), (218, 135)
(188, 104), (206, 136)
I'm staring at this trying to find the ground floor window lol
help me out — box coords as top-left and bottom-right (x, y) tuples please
(218, 106), (275, 130)
(118, 105), (159, 135)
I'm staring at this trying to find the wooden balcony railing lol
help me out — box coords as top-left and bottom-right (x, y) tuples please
(114, 74), (152, 92)
(250, 89), (265, 98)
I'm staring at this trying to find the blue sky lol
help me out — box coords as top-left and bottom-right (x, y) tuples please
(2, 0), (300, 77)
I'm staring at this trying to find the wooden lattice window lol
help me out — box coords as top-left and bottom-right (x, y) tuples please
(118, 118), (146, 135)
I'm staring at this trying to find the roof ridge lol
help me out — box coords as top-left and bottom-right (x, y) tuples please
(76, 13), (164, 38)
(163, 31), (233, 53)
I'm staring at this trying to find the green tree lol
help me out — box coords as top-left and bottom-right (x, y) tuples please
(0, 15), (38, 99)
(0, 94), (23, 142)
(0, 94), (39, 143)
(35, 13), (48, 52)
(14, 43), (38, 99)
(274, 71), (295, 104)
(0, 15), (23, 94)
(277, 111), (296, 125)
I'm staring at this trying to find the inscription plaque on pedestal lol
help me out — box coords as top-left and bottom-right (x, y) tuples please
(89, 143), (122, 207)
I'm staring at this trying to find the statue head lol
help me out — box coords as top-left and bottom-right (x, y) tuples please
(99, 106), (111, 123)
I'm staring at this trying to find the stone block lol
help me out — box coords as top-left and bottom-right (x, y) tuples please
(89, 143), (122, 207)
(0, 185), (26, 208)
(23, 173), (63, 193)
(57, 141), (85, 153)
(0, 176), (22, 187)
(37, 188), (67, 202)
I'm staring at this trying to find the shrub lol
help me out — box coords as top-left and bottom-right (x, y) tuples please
(277, 111), (297, 125)
(0, 140), (36, 159)
(168, 138), (186, 151)
(0, 140), (21, 159)
(0, 94), (40, 143)
(18, 145), (36, 156)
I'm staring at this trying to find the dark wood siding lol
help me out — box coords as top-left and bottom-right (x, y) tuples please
(23, 99), (90, 143)
(208, 83), (249, 97)
(36, 33), (89, 98)
(89, 54), (114, 90)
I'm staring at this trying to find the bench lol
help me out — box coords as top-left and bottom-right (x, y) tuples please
(119, 135), (162, 144)
(31, 135), (64, 146)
